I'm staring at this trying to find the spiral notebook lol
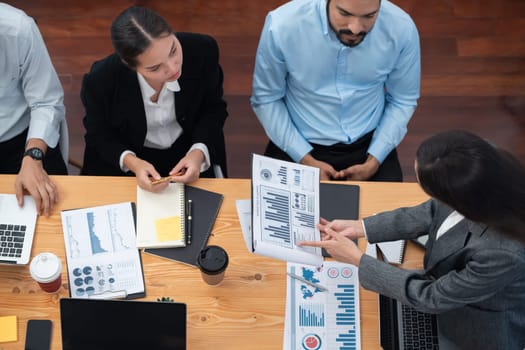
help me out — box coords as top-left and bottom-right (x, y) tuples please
(377, 240), (406, 264)
(136, 183), (186, 249)
(144, 186), (223, 267)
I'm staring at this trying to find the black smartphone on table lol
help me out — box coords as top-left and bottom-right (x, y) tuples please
(25, 319), (52, 350)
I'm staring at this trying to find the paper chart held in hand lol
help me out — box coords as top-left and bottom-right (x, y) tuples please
(61, 202), (145, 299)
(251, 154), (323, 267)
(284, 262), (361, 350)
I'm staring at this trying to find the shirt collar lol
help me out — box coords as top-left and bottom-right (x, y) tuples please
(166, 80), (181, 92)
(320, 0), (345, 44)
(137, 72), (181, 99)
(319, 0), (330, 37)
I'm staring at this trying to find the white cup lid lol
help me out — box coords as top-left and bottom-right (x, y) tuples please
(29, 252), (62, 283)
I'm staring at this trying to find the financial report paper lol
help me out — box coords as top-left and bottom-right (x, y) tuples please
(61, 202), (145, 299)
(251, 154), (323, 267)
(284, 262), (361, 350)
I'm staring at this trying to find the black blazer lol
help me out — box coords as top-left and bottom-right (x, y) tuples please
(81, 32), (228, 176)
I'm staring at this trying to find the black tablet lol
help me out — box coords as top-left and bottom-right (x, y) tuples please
(60, 298), (186, 350)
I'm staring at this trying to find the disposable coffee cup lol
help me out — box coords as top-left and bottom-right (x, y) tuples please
(29, 252), (62, 293)
(197, 245), (229, 286)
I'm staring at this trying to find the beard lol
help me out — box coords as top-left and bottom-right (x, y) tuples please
(326, 0), (371, 48)
(335, 28), (368, 47)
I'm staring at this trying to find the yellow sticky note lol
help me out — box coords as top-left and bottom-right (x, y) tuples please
(0, 315), (17, 343)
(154, 216), (182, 242)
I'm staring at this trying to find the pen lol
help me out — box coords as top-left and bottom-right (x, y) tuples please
(151, 169), (186, 185)
(286, 272), (328, 292)
(186, 199), (192, 245)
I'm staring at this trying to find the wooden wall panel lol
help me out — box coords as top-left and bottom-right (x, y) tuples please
(457, 37), (525, 57)
(6, 0), (524, 182)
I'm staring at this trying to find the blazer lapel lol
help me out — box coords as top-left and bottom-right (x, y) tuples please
(425, 220), (470, 270)
(424, 203), (452, 267)
(115, 67), (148, 147)
(175, 73), (199, 125)
(423, 199), (490, 271)
(174, 88), (187, 124)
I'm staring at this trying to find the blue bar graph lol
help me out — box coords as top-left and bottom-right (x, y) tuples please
(288, 263), (361, 350)
(335, 284), (357, 349)
(261, 186), (292, 245)
(277, 166), (288, 185)
(299, 303), (325, 327)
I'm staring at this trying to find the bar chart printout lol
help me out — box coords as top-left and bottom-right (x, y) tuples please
(251, 154), (323, 267)
(284, 262), (361, 350)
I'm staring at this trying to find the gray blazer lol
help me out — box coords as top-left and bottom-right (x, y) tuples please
(359, 199), (525, 350)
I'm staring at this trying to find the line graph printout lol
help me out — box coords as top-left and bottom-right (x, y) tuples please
(61, 202), (145, 299)
(251, 154), (323, 267)
(284, 262), (361, 350)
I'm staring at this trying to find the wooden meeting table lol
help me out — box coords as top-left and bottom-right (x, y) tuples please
(0, 175), (429, 349)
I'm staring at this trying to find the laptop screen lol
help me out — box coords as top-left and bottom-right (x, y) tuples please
(60, 298), (186, 350)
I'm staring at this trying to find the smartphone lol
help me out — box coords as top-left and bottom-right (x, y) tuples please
(25, 319), (52, 350)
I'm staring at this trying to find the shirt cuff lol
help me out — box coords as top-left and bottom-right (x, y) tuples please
(367, 138), (393, 164)
(289, 141), (314, 163)
(27, 117), (61, 149)
(188, 143), (210, 173)
(361, 220), (368, 240)
(119, 150), (136, 173)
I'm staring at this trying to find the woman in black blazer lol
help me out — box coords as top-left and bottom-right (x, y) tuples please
(81, 6), (228, 192)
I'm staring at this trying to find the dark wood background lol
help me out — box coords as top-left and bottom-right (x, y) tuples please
(10, 0), (525, 181)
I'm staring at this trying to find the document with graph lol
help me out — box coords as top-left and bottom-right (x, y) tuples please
(251, 154), (323, 267)
(61, 202), (145, 299)
(284, 261), (361, 350)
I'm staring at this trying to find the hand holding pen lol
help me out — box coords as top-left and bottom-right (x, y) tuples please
(151, 169), (186, 185)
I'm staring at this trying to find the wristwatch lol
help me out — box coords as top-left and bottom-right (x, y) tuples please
(23, 147), (44, 161)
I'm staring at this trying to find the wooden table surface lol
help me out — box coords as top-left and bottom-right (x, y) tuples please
(0, 175), (429, 349)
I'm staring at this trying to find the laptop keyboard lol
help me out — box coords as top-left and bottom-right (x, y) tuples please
(401, 303), (439, 350)
(0, 223), (26, 258)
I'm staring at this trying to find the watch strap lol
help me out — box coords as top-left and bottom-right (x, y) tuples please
(23, 147), (44, 161)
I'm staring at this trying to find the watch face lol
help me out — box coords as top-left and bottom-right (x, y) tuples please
(25, 147), (44, 160)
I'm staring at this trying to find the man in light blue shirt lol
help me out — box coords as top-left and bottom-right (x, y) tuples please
(251, 0), (420, 181)
(0, 3), (68, 216)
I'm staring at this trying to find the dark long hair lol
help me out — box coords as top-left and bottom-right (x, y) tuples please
(111, 6), (173, 68)
(416, 130), (525, 242)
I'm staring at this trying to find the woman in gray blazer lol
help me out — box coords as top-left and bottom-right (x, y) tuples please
(301, 130), (525, 349)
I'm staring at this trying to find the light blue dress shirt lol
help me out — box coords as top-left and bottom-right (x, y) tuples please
(0, 3), (65, 149)
(250, 0), (421, 163)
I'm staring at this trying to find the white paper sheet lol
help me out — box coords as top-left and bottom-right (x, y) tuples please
(251, 154), (323, 267)
(284, 261), (361, 350)
(61, 202), (145, 299)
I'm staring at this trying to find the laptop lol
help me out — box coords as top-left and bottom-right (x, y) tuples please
(60, 298), (187, 350)
(379, 294), (440, 350)
(0, 194), (37, 265)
